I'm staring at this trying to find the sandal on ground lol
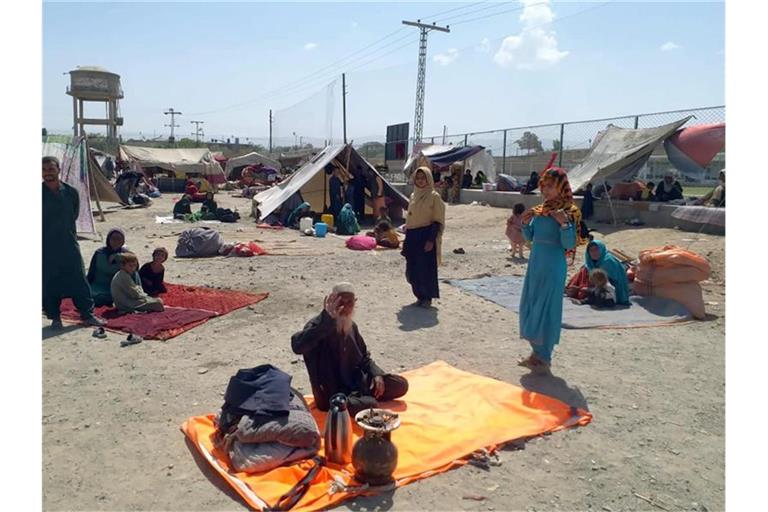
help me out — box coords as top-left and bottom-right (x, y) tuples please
(92, 327), (107, 339)
(517, 355), (535, 368)
(120, 334), (143, 347)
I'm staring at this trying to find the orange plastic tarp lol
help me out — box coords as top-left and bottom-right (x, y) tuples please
(638, 245), (711, 274)
(181, 361), (592, 511)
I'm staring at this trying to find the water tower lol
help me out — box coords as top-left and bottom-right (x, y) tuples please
(66, 66), (124, 140)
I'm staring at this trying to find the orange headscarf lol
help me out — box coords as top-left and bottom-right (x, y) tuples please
(532, 167), (584, 248)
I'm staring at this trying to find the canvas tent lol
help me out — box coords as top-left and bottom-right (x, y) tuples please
(225, 151), (282, 179)
(42, 135), (124, 234)
(119, 145), (226, 184)
(253, 144), (409, 221)
(567, 117), (691, 193)
(403, 145), (497, 181)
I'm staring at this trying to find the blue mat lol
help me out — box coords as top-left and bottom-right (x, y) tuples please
(449, 275), (692, 329)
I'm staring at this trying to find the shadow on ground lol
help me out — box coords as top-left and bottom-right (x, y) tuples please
(42, 324), (82, 340)
(519, 372), (590, 411)
(396, 305), (438, 332)
(347, 489), (396, 511)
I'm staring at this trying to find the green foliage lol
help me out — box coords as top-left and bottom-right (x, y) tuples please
(515, 131), (544, 154)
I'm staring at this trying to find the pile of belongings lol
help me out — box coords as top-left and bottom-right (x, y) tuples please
(175, 228), (267, 258)
(214, 365), (321, 474)
(632, 245), (711, 319)
(175, 227), (226, 258)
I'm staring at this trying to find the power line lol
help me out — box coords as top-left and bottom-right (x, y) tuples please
(187, 29), (411, 116)
(422, 0), (492, 22)
(434, 1), (520, 24)
(451, 0), (614, 27)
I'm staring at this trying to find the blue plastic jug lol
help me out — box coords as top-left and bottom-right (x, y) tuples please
(314, 222), (328, 238)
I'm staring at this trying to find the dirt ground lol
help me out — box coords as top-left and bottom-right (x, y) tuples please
(42, 193), (725, 512)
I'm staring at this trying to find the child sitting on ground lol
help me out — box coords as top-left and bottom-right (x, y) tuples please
(139, 247), (168, 296)
(506, 203), (526, 258)
(372, 220), (400, 249)
(111, 252), (165, 314)
(572, 268), (616, 308)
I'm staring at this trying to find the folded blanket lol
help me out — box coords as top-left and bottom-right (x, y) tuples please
(231, 393), (320, 448)
(228, 440), (319, 474)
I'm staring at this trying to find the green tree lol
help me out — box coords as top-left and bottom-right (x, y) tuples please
(515, 131), (544, 154)
(552, 139), (562, 151)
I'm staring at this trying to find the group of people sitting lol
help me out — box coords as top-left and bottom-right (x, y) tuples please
(86, 228), (169, 314)
(173, 188), (240, 223)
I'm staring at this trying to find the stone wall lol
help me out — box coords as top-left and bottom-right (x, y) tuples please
(390, 184), (724, 236)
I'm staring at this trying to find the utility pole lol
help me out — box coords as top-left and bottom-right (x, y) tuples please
(190, 120), (204, 145)
(164, 107), (182, 143)
(402, 19), (450, 143)
(342, 73), (348, 145)
(269, 109), (273, 154)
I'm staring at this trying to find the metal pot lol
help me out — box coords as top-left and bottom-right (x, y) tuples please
(351, 409), (401, 485)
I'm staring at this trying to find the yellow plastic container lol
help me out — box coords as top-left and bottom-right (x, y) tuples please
(321, 213), (334, 229)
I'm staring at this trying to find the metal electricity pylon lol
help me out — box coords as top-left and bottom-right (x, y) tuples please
(402, 20), (450, 143)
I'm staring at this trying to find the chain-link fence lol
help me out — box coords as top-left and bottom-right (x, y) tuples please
(364, 105), (725, 184)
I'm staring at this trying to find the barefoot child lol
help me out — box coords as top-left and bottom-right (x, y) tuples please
(139, 247), (168, 296)
(572, 268), (616, 308)
(111, 253), (165, 313)
(506, 203), (526, 258)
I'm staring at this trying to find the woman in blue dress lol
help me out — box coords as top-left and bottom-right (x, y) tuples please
(584, 239), (630, 305)
(518, 168), (582, 373)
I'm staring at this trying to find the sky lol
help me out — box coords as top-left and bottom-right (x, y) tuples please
(43, 1), (724, 145)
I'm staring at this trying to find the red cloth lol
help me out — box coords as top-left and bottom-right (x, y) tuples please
(231, 242), (267, 257)
(59, 283), (268, 340)
(565, 267), (590, 299)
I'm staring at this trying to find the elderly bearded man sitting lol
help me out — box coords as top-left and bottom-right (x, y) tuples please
(291, 283), (409, 415)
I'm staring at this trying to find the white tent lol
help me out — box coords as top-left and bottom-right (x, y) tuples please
(403, 144), (497, 181)
(253, 144), (408, 220)
(119, 145), (226, 183)
(225, 151), (282, 178)
(567, 118), (691, 193)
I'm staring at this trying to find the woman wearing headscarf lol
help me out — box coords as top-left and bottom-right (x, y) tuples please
(697, 170), (725, 207)
(87, 228), (138, 306)
(518, 168), (581, 373)
(336, 203), (361, 235)
(402, 167), (446, 308)
(584, 239), (630, 305)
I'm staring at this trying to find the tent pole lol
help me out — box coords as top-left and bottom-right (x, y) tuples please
(86, 139), (106, 223)
(604, 180), (617, 226)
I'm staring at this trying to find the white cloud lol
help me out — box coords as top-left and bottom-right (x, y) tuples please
(493, 0), (568, 70)
(476, 37), (491, 53)
(304, 42), (318, 51)
(660, 41), (681, 52)
(433, 48), (460, 66)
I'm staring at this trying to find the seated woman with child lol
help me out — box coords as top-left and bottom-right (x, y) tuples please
(87, 228), (134, 306)
(583, 240), (630, 306)
(111, 253), (165, 314)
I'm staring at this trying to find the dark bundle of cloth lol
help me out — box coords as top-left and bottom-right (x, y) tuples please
(215, 365), (321, 474)
(215, 207), (241, 223)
